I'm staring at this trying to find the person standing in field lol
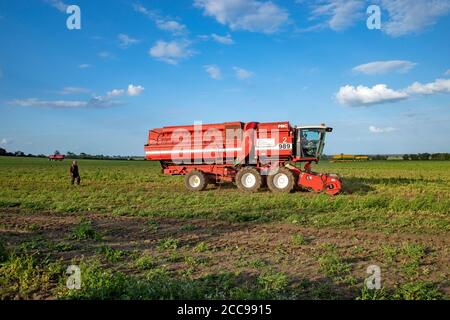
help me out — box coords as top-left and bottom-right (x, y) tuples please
(69, 160), (81, 185)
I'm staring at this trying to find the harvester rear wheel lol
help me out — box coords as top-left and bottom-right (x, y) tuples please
(236, 167), (262, 193)
(184, 170), (207, 191)
(267, 167), (296, 193)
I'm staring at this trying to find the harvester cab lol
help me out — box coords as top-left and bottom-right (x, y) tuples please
(295, 125), (332, 160)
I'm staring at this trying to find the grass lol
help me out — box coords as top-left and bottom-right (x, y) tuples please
(134, 254), (157, 271)
(145, 220), (159, 232)
(98, 247), (126, 263)
(392, 281), (444, 300)
(71, 219), (101, 241)
(0, 242), (445, 300)
(400, 243), (427, 279)
(357, 281), (444, 300)
(179, 223), (196, 232)
(57, 258), (295, 300)
(54, 242), (77, 252)
(317, 244), (352, 282)
(0, 251), (64, 299)
(193, 242), (210, 253)
(0, 157), (449, 300)
(0, 241), (8, 262)
(157, 238), (180, 251)
(257, 272), (289, 293)
(291, 233), (307, 246)
(247, 259), (268, 269)
(381, 245), (399, 264)
(0, 157), (448, 234)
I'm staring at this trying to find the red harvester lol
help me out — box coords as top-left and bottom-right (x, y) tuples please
(48, 154), (65, 161)
(144, 121), (341, 195)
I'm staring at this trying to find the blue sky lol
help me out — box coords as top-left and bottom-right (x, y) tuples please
(0, 0), (449, 156)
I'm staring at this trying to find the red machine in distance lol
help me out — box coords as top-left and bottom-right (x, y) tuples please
(48, 154), (65, 161)
(144, 121), (341, 195)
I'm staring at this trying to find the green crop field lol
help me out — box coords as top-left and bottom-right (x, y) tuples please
(0, 156), (449, 300)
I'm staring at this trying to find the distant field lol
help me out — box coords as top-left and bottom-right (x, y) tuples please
(0, 157), (449, 299)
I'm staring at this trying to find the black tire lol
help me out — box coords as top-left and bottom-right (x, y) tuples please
(236, 167), (262, 193)
(184, 170), (207, 191)
(267, 167), (296, 193)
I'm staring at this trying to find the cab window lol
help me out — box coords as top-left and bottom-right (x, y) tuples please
(300, 129), (322, 158)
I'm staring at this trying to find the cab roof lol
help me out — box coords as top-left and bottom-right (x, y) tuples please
(296, 125), (333, 132)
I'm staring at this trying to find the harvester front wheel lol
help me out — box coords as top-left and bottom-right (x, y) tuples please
(267, 167), (296, 193)
(236, 167), (262, 193)
(185, 170), (207, 191)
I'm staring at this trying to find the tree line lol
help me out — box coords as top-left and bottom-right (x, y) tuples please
(402, 153), (450, 161)
(322, 153), (450, 161)
(0, 148), (140, 160)
(1, 147), (449, 161)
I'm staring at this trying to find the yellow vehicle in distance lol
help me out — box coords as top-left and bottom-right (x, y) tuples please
(331, 154), (369, 162)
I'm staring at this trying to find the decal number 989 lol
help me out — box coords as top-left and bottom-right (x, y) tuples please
(279, 143), (292, 150)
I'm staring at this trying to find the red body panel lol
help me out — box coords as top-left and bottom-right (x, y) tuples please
(48, 154), (65, 160)
(144, 121), (295, 164)
(255, 122), (293, 161)
(145, 122), (246, 163)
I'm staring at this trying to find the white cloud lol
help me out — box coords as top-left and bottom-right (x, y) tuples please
(107, 89), (125, 98)
(406, 78), (450, 95)
(127, 84), (145, 96)
(352, 60), (417, 75)
(369, 126), (396, 133)
(86, 96), (123, 108)
(197, 33), (234, 44)
(10, 97), (121, 109)
(118, 34), (140, 48)
(98, 51), (114, 60)
(78, 64), (92, 69)
(194, 0), (289, 34)
(211, 33), (234, 45)
(197, 35), (210, 41)
(156, 20), (187, 35)
(44, 0), (68, 13)
(59, 87), (91, 95)
(299, 0), (450, 36)
(233, 67), (254, 80)
(107, 85), (145, 97)
(309, 0), (365, 31)
(11, 84), (144, 109)
(133, 4), (187, 35)
(149, 40), (193, 64)
(1, 138), (13, 145)
(337, 77), (450, 106)
(445, 69), (450, 76)
(133, 3), (153, 16)
(381, 0), (450, 37)
(204, 65), (222, 80)
(336, 84), (408, 106)
(11, 98), (89, 108)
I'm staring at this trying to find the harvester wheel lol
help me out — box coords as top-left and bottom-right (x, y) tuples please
(236, 167), (262, 193)
(184, 170), (207, 191)
(267, 167), (296, 193)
